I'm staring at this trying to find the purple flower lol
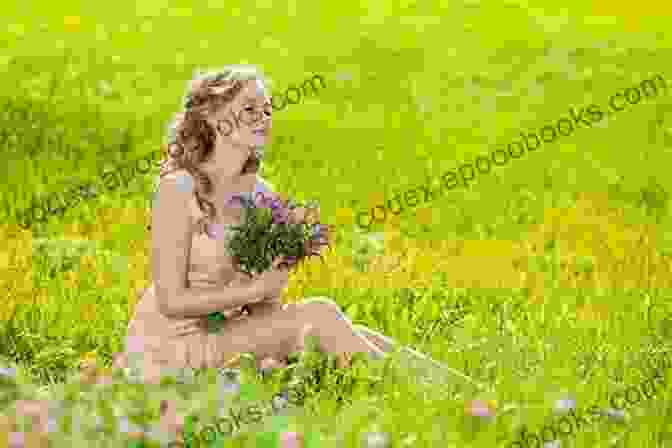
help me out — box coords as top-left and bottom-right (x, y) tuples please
(272, 207), (291, 224)
(254, 192), (279, 208)
(227, 194), (251, 208)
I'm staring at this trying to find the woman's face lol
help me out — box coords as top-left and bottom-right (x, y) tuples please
(206, 79), (272, 178)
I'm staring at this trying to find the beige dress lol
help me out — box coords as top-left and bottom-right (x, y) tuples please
(122, 177), (269, 381)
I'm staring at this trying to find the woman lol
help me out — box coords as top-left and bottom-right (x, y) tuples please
(114, 65), (397, 385)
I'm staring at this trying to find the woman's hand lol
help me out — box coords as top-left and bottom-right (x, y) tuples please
(250, 257), (289, 300)
(288, 205), (320, 225)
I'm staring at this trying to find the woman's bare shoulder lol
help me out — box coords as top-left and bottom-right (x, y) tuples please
(161, 168), (189, 179)
(154, 169), (198, 199)
(152, 170), (202, 230)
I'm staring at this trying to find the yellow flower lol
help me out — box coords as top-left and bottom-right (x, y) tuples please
(63, 15), (81, 31)
(413, 253), (435, 276)
(416, 206), (433, 227)
(81, 350), (98, 362)
(335, 207), (353, 226)
(576, 304), (608, 323)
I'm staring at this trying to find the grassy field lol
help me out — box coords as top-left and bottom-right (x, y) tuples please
(2, 1), (672, 446)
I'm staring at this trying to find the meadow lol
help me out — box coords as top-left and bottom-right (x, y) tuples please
(2, 1), (672, 447)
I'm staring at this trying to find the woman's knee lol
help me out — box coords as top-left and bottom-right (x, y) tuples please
(301, 297), (341, 312)
(298, 297), (346, 322)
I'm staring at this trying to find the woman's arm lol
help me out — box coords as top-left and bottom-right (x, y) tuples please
(152, 171), (265, 319)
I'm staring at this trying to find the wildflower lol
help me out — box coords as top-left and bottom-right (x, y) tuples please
(465, 399), (497, 419)
(280, 431), (304, 448)
(118, 415), (145, 438)
(553, 396), (576, 415)
(272, 206), (291, 224)
(47, 418), (59, 434)
(8, 431), (24, 448)
(601, 407), (629, 423)
(217, 372), (241, 396)
(254, 191), (280, 209)
(0, 366), (17, 379)
(63, 16), (81, 31)
(273, 393), (290, 413)
(361, 431), (391, 448)
(227, 194), (253, 208)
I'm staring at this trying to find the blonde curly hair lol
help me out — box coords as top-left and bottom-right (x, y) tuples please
(155, 65), (269, 233)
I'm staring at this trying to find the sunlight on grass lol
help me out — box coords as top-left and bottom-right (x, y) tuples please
(1, 3), (671, 445)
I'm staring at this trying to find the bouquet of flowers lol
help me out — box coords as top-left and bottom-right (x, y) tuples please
(206, 191), (332, 326)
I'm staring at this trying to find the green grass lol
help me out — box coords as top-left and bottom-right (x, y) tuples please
(2, 1), (672, 446)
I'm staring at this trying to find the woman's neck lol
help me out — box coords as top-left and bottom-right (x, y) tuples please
(209, 171), (256, 199)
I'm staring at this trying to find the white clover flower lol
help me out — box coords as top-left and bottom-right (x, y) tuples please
(553, 396), (576, 415)
(361, 431), (391, 448)
(0, 366), (17, 378)
(272, 395), (289, 413)
(118, 415), (144, 434)
(47, 417), (60, 434)
(216, 372), (241, 397)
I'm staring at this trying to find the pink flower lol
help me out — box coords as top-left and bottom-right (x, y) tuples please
(280, 431), (304, 448)
(254, 191), (280, 209)
(8, 432), (25, 448)
(465, 400), (496, 418)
